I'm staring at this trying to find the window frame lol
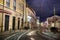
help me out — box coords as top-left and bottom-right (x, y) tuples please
(13, 0), (16, 10)
(6, 0), (10, 7)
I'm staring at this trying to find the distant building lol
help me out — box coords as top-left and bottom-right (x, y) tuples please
(47, 15), (60, 28)
(0, 0), (26, 32)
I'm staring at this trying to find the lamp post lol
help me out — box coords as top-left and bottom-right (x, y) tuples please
(27, 16), (32, 29)
(53, 6), (56, 27)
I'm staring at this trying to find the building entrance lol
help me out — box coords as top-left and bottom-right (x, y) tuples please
(12, 17), (15, 30)
(4, 15), (9, 31)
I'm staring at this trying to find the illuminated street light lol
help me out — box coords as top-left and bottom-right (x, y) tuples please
(27, 16), (32, 22)
(27, 16), (32, 29)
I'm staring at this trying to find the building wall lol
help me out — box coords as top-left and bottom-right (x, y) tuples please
(0, 0), (26, 32)
(26, 6), (37, 29)
(47, 16), (60, 28)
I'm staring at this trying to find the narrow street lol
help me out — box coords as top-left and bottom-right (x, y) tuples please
(0, 0), (60, 40)
(0, 30), (60, 40)
(5, 30), (30, 40)
(19, 30), (60, 40)
(0, 30), (30, 40)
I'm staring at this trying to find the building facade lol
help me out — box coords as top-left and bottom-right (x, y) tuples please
(26, 4), (37, 29)
(47, 15), (60, 28)
(0, 0), (26, 32)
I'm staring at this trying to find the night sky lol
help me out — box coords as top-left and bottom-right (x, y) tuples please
(26, 0), (60, 22)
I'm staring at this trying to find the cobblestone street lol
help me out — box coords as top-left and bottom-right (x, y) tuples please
(19, 30), (60, 40)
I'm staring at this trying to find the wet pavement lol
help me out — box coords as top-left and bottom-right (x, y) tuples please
(19, 30), (60, 40)
(0, 30), (30, 40)
(0, 30), (60, 40)
(0, 30), (18, 40)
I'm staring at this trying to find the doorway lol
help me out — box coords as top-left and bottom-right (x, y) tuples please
(4, 15), (9, 31)
(12, 17), (15, 30)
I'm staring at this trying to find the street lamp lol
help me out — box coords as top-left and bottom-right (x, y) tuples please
(27, 16), (32, 22)
(27, 16), (32, 29)
(53, 6), (56, 27)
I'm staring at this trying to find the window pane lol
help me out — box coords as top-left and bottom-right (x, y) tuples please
(6, 0), (10, 7)
(6, 0), (10, 2)
(13, 0), (16, 10)
(13, 6), (16, 10)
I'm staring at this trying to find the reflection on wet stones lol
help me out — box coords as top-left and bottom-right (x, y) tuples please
(19, 35), (31, 40)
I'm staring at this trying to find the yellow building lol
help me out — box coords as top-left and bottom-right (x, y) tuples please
(26, 4), (37, 29)
(0, 0), (26, 32)
(47, 15), (60, 28)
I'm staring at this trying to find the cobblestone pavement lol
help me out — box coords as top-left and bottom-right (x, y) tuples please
(0, 30), (60, 40)
(19, 30), (60, 40)
(0, 30), (29, 40)
(0, 30), (18, 40)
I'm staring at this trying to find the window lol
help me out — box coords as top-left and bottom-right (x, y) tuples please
(18, 3), (21, 10)
(19, 3), (24, 11)
(13, 6), (16, 10)
(6, 0), (10, 7)
(21, 4), (24, 11)
(13, 0), (16, 10)
(5, 15), (9, 31)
